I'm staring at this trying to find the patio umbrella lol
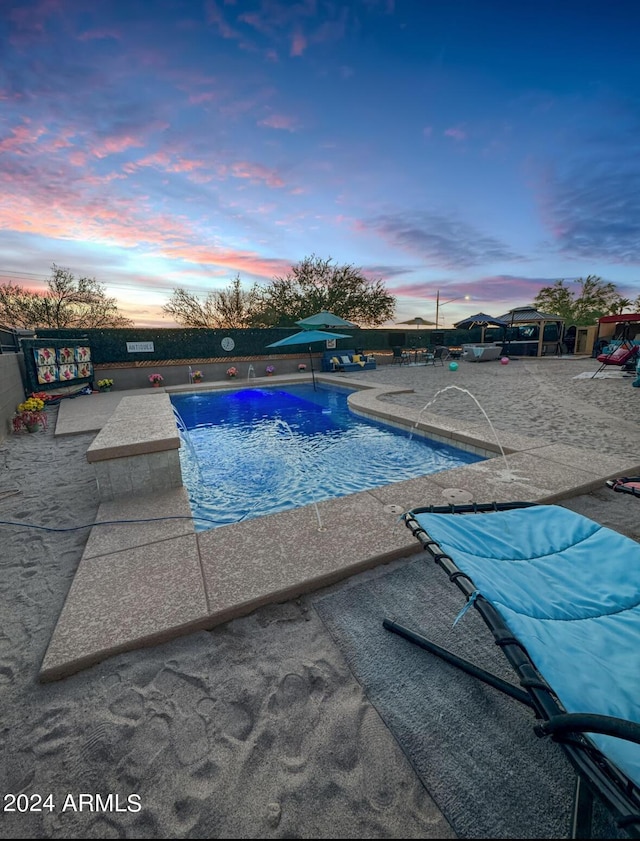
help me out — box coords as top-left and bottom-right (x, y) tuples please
(397, 316), (436, 329)
(453, 312), (509, 343)
(265, 329), (352, 390)
(295, 310), (357, 329)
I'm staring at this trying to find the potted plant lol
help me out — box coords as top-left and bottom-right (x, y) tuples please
(97, 378), (114, 392)
(13, 396), (47, 433)
(298, 363), (307, 371)
(191, 370), (203, 383)
(149, 373), (164, 387)
(226, 366), (238, 378)
(265, 365), (275, 376)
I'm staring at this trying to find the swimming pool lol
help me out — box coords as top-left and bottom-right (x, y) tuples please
(170, 383), (484, 531)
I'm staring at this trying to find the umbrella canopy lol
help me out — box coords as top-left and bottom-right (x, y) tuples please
(265, 329), (352, 390)
(454, 312), (508, 345)
(453, 312), (509, 330)
(266, 329), (352, 348)
(295, 310), (357, 329)
(397, 316), (436, 328)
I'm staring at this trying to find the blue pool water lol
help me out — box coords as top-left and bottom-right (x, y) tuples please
(170, 384), (484, 531)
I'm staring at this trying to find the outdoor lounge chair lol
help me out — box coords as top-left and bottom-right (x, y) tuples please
(384, 501), (640, 838)
(591, 342), (639, 378)
(606, 477), (640, 499)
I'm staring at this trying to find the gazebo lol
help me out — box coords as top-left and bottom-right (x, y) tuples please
(496, 306), (565, 357)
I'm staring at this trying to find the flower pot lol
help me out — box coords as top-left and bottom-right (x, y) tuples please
(26, 424), (40, 433)
(152, 383), (160, 387)
(99, 387), (111, 392)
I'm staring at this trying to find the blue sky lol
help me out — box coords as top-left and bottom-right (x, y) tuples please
(1, 0), (639, 327)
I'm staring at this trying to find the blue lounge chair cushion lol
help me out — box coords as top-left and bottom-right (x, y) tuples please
(411, 505), (640, 788)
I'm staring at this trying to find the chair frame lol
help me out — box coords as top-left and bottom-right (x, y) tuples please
(391, 346), (410, 365)
(591, 340), (639, 378)
(606, 477), (640, 499)
(385, 500), (640, 839)
(424, 345), (450, 366)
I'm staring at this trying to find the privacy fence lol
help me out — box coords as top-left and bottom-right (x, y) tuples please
(30, 326), (485, 364)
(18, 326), (486, 393)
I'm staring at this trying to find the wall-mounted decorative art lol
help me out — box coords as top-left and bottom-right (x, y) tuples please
(34, 346), (92, 385)
(57, 346), (76, 364)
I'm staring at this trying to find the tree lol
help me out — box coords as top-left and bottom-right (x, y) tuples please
(163, 275), (262, 328)
(0, 264), (133, 329)
(253, 255), (396, 327)
(533, 275), (635, 325)
(0, 283), (45, 329)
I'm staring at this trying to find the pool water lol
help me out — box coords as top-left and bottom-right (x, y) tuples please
(170, 384), (484, 531)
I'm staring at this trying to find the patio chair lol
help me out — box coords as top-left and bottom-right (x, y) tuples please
(427, 345), (450, 366)
(391, 347), (410, 365)
(384, 501), (640, 839)
(591, 341), (639, 378)
(417, 348), (434, 365)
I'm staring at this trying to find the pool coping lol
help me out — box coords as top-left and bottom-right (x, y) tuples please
(40, 374), (640, 680)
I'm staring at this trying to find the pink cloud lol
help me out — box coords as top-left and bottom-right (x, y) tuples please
(205, 0), (241, 40)
(81, 171), (126, 187)
(0, 150), (293, 286)
(228, 161), (285, 188)
(50, 129), (77, 150)
(127, 151), (171, 171)
(238, 11), (271, 35)
(169, 157), (205, 173)
(291, 31), (307, 56)
(0, 122), (46, 153)
(444, 127), (467, 141)
(77, 28), (120, 42)
(188, 91), (218, 105)
(258, 113), (299, 131)
(91, 135), (146, 159)
(8, 0), (59, 43)
(159, 245), (293, 280)
(130, 151), (205, 174)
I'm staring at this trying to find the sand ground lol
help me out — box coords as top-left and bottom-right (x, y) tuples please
(1, 355), (638, 839)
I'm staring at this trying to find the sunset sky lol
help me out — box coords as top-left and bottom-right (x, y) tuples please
(1, 0), (639, 328)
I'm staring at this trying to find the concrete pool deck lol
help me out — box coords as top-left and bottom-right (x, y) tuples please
(40, 361), (640, 680)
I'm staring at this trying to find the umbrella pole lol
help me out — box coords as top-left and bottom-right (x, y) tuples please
(309, 346), (316, 390)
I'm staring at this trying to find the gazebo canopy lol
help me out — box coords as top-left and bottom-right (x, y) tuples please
(496, 306), (564, 324)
